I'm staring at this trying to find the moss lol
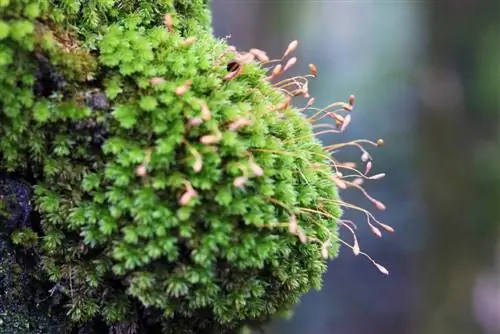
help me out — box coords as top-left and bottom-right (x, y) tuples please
(0, 1), (388, 333)
(0, 227), (68, 333)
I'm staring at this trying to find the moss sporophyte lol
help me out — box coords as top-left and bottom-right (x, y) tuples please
(0, 1), (392, 333)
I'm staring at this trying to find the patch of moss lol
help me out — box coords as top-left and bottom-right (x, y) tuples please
(0, 1), (349, 333)
(0, 232), (68, 333)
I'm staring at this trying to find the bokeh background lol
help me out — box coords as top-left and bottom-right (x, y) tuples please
(211, 1), (500, 334)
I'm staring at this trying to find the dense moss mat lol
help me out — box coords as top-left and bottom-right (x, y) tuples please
(0, 1), (341, 333)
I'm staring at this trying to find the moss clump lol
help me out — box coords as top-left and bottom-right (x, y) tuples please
(0, 1), (388, 333)
(0, 195), (68, 334)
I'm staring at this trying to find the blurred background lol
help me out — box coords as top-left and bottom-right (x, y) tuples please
(211, 1), (500, 334)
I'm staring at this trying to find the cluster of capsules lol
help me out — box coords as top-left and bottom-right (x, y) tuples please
(219, 38), (394, 275)
(145, 16), (394, 275)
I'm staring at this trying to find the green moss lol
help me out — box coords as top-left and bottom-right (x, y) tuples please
(0, 233), (68, 333)
(1, 1), (344, 333)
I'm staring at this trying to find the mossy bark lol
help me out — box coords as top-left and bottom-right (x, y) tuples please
(416, 1), (500, 333)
